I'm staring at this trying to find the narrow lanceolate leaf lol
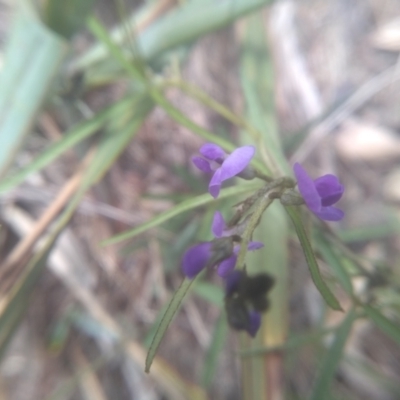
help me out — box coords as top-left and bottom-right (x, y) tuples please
(102, 183), (261, 245)
(285, 206), (343, 311)
(145, 277), (196, 373)
(315, 235), (353, 296)
(365, 305), (400, 346)
(310, 309), (356, 400)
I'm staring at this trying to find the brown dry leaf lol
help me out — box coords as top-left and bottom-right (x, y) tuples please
(335, 119), (400, 161)
(370, 18), (400, 51)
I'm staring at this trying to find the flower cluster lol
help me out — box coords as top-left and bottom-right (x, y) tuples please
(181, 142), (345, 337)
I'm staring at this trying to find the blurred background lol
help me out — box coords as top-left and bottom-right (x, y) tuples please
(0, 0), (400, 399)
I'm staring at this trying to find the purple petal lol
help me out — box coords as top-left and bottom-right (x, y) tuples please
(293, 163), (321, 212)
(217, 255), (237, 277)
(200, 143), (225, 161)
(209, 168), (222, 198)
(314, 174), (344, 206)
(212, 211), (226, 237)
(224, 269), (243, 296)
(247, 311), (262, 337)
(182, 242), (212, 279)
(247, 241), (264, 251)
(314, 206), (344, 221)
(192, 156), (213, 173)
(219, 146), (255, 181)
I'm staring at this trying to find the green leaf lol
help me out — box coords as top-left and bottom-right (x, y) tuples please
(364, 305), (400, 346)
(310, 309), (356, 400)
(102, 182), (261, 245)
(315, 235), (353, 296)
(201, 313), (228, 388)
(285, 206), (343, 311)
(0, 4), (67, 179)
(145, 277), (196, 373)
(72, 0), (272, 71)
(43, 0), (95, 39)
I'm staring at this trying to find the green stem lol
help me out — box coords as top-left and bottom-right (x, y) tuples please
(235, 178), (295, 270)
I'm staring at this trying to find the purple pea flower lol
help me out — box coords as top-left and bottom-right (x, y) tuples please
(181, 212), (263, 279)
(192, 143), (255, 198)
(293, 163), (344, 221)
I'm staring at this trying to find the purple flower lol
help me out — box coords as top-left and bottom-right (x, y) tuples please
(192, 143), (255, 198)
(181, 212), (263, 279)
(293, 163), (344, 221)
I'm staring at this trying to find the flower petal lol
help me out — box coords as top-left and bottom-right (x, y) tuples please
(182, 242), (212, 279)
(314, 206), (344, 221)
(192, 156), (213, 173)
(200, 143), (225, 161)
(293, 163), (321, 212)
(314, 174), (344, 206)
(247, 311), (261, 337)
(219, 146), (255, 181)
(212, 211), (226, 237)
(209, 168), (222, 198)
(217, 255), (237, 277)
(247, 241), (264, 251)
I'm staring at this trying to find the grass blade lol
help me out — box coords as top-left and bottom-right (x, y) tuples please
(285, 206), (343, 311)
(0, 4), (67, 178)
(74, 0), (271, 72)
(310, 309), (356, 400)
(0, 95), (139, 194)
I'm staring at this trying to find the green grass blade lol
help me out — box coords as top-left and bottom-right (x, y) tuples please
(364, 305), (400, 346)
(285, 206), (343, 311)
(315, 235), (353, 296)
(0, 95), (139, 194)
(201, 313), (228, 388)
(43, 0), (95, 39)
(310, 309), (356, 400)
(0, 4), (67, 179)
(102, 182), (261, 245)
(74, 0), (271, 72)
(145, 277), (196, 373)
(135, 0), (270, 61)
(78, 95), (154, 189)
